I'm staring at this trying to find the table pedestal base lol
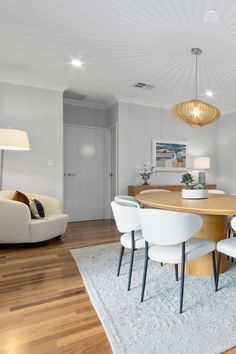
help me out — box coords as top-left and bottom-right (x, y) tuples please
(186, 214), (227, 276)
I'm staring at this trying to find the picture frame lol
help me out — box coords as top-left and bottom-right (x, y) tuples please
(152, 139), (187, 171)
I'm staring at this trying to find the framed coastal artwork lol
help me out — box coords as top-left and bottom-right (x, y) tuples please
(152, 139), (187, 171)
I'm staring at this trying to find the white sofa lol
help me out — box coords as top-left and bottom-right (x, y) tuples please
(0, 191), (68, 243)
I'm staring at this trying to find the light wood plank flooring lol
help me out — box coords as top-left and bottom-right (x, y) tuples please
(0, 219), (235, 354)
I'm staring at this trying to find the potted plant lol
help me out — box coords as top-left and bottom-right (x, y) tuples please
(136, 162), (155, 185)
(181, 172), (208, 199)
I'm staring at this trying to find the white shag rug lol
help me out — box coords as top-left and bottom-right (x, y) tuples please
(71, 243), (236, 354)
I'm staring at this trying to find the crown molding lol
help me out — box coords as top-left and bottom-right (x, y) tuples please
(115, 95), (171, 110)
(0, 78), (67, 92)
(63, 98), (107, 110)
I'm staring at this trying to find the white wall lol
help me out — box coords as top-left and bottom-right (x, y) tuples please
(118, 102), (218, 194)
(217, 112), (236, 193)
(108, 102), (118, 128)
(63, 102), (108, 127)
(0, 82), (64, 202)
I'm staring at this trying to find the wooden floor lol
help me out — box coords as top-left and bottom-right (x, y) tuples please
(0, 219), (235, 354)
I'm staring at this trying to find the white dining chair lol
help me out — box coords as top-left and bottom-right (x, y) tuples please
(139, 190), (170, 258)
(114, 195), (140, 208)
(208, 189), (225, 194)
(111, 200), (144, 291)
(216, 216), (236, 291)
(138, 208), (216, 314)
(140, 189), (170, 194)
(139, 189), (170, 220)
(227, 193), (236, 261)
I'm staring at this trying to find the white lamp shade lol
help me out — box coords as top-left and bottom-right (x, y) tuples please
(193, 157), (210, 170)
(0, 128), (30, 150)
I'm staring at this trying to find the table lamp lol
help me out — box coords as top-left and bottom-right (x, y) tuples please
(193, 157), (210, 184)
(0, 128), (30, 190)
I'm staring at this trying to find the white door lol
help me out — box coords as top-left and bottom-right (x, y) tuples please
(65, 125), (105, 221)
(110, 125), (117, 201)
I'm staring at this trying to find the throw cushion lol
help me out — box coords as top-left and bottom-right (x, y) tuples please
(12, 190), (30, 207)
(29, 199), (45, 219)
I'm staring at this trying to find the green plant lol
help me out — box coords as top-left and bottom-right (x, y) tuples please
(181, 173), (194, 189)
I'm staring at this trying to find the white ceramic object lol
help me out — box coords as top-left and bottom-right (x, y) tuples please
(182, 189), (208, 199)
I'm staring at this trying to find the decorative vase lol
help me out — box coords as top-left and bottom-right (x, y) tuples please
(140, 173), (151, 185)
(182, 189), (208, 199)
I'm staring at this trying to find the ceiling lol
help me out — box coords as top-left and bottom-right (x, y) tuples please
(1, 0), (236, 113)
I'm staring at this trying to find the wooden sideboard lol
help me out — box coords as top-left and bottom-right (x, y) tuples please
(128, 184), (217, 196)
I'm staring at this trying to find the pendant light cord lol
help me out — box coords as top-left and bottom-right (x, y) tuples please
(195, 53), (198, 100)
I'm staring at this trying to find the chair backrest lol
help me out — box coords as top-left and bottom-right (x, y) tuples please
(231, 216), (236, 232)
(111, 201), (140, 233)
(138, 208), (203, 245)
(140, 189), (170, 194)
(114, 195), (140, 208)
(208, 189), (225, 194)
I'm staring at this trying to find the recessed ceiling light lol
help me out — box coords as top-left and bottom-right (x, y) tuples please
(71, 59), (83, 67)
(206, 90), (214, 97)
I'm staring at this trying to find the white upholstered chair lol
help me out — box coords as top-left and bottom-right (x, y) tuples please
(111, 200), (144, 291)
(114, 195), (140, 207)
(0, 191), (68, 243)
(140, 189), (170, 194)
(138, 208), (216, 313)
(216, 216), (236, 291)
(208, 189), (225, 194)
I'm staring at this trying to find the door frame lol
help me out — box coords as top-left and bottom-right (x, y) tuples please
(107, 123), (118, 219)
(64, 124), (107, 220)
(110, 123), (118, 198)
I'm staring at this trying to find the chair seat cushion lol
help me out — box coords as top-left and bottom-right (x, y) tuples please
(148, 238), (215, 264)
(217, 238), (236, 258)
(121, 230), (145, 249)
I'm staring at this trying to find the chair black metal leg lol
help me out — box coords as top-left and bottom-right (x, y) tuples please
(179, 242), (185, 314)
(227, 228), (231, 260)
(127, 231), (135, 291)
(211, 251), (217, 291)
(141, 241), (149, 303)
(175, 264), (179, 281)
(117, 245), (125, 276)
(216, 252), (221, 291)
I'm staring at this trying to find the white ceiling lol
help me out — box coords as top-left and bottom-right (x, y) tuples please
(1, 0), (236, 113)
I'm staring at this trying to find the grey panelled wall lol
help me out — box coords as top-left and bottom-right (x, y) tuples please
(63, 102), (108, 127)
(117, 101), (218, 195)
(216, 112), (236, 194)
(0, 82), (64, 202)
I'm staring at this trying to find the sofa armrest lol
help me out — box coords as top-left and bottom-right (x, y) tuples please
(26, 193), (62, 216)
(0, 199), (31, 243)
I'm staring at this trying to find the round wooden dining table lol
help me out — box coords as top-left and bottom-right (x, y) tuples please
(136, 191), (236, 276)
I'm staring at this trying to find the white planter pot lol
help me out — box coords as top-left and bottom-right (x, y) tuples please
(182, 189), (208, 199)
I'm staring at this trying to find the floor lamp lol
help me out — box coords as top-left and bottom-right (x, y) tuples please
(0, 128), (30, 190)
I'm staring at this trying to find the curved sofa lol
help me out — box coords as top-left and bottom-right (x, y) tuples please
(0, 191), (68, 243)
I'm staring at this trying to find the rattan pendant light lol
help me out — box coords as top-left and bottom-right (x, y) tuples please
(172, 48), (220, 127)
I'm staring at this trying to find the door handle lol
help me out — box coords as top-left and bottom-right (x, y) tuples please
(67, 173), (76, 176)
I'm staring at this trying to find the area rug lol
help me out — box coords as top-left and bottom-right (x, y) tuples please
(71, 243), (236, 354)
